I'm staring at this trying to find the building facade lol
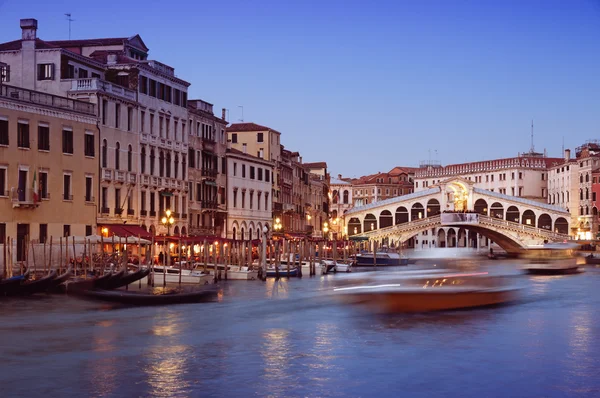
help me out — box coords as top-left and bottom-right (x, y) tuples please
(225, 148), (274, 240)
(0, 83), (98, 260)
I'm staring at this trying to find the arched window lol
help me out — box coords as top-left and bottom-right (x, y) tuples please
(127, 144), (133, 172)
(159, 150), (164, 177)
(141, 146), (146, 174)
(115, 142), (120, 170)
(166, 151), (171, 178)
(586, 173), (589, 182)
(567, 191), (569, 202)
(174, 154), (179, 179)
(586, 188), (589, 200)
(580, 174), (583, 183)
(182, 155), (186, 180)
(102, 139), (108, 168)
(150, 148), (155, 175)
(343, 190), (349, 204)
(332, 190), (338, 204)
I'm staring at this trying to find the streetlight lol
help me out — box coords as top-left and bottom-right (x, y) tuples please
(274, 217), (282, 233)
(323, 222), (329, 238)
(261, 225), (269, 280)
(161, 209), (175, 236)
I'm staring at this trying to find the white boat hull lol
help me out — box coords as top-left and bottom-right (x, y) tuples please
(206, 266), (259, 280)
(334, 263), (352, 273)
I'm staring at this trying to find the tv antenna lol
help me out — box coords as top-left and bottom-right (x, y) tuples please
(530, 119), (535, 153)
(238, 105), (244, 122)
(65, 13), (74, 39)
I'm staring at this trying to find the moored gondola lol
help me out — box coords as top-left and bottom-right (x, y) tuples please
(0, 268), (30, 296)
(110, 268), (150, 289)
(8, 270), (58, 296)
(82, 286), (218, 306)
(97, 269), (126, 290)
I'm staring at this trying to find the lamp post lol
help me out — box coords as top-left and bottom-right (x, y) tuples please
(160, 210), (175, 277)
(323, 222), (329, 239)
(274, 217), (282, 233)
(161, 209), (175, 236)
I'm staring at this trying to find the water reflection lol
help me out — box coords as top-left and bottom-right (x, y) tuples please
(144, 345), (191, 397)
(566, 309), (593, 378)
(88, 318), (119, 396)
(265, 278), (290, 299)
(260, 329), (293, 396)
(307, 322), (339, 383)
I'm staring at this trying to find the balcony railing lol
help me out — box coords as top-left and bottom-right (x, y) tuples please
(201, 169), (217, 178)
(190, 226), (215, 236)
(181, 213), (188, 219)
(140, 210), (147, 216)
(102, 169), (113, 181)
(68, 78), (136, 101)
(150, 210), (157, 217)
(101, 207), (110, 214)
(114, 207), (123, 215)
(201, 200), (218, 209)
(127, 208), (134, 216)
(1, 84), (96, 115)
(128, 173), (136, 184)
(11, 188), (38, 208)
(115, 170), (126, 183)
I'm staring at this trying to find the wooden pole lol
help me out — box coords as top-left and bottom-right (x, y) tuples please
(89, 239), (93, 280)
(48, 236), (53, 273)
(203, 239), (208, 272)
(213, 243), (218, 284)
(59, 237), (63, 275)
(178, 237), (182, 286)
(71, 236), (76, 276)
(150, 235), (155, 287)
(163, 236), (167, 287)
(42, 239), (47, 275)
(224, 242), (229, 280)
(2, 234), (6, 279)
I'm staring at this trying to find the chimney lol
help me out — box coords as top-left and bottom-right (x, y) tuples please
(222, 108), (227, 121)
(565, 149), (571, 162)
(242, 143), (247, 154)
(107, 54), (117, 65)
(20, 19), (37, 41)
(226, 140), (231, 150)
(338, 174), (342, 180)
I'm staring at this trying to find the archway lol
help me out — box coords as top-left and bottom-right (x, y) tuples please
(457, 228), (467, 247)
(538, 214), (552, 230)
(411, 203), (424, 220)
(426, 199), (440, 217)
(379, 210), (393, 228)
(149, 225), (156, 236)
(437, 229), (446, 248)
(331, 210), (338, 220)
(490, 202), (504, 219)
(554, 217), (568, 234)
(506, 206), (520, 223)
(364, 214), (377, 232)
(522, 210), (536, 227)
(348, 218), (361, 235)
(395, 206), (408, 224)
(173, 226), (180, 236)
(474, 199), (488, 215)
(181, 226), (187, 236)
(343, 190), (349, 204)
(446, 228), (456, 247)
(332, 190), (338, 204)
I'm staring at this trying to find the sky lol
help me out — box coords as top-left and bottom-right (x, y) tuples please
(1, 0), (599, 177)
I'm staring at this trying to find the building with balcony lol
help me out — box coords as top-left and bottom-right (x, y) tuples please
(0, 83), (98, 261)
(303, 162), (330, 238)
(0, 18), (190, 238)
(225, 147), (274, 240)
(187, 100), (228, 237)
(329, 174), (353, 238)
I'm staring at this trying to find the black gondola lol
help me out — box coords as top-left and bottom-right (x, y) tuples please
(96, 270), (126, 290)
(0, 269), (30, 296)
(8, 270), (58, 296)
(82, 287), (218, 306)
(110, 268), (150, 289)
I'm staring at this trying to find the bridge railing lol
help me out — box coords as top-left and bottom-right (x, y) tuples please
(356, 215), (441, 238)
(478, 215), (570, 240)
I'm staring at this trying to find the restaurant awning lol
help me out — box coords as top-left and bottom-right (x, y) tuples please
(99, 224), (153, 240)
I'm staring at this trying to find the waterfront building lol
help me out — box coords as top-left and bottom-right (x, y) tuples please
(0, 18), (191, 237)
(329, 175), (353, 238)
(0, 83), (98, 260)
(304, 162), (330, 238)
(351, 167), (416, 207)
(187, 101), (228, 237)
(225, 147), (274, 240)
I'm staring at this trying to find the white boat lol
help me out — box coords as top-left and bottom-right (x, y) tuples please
(321, 259), (352, 273)
(334, 271), (520, 313)
(521, 243), (582, 275)
(151, 266), (213, 284)
(204, 264), (259, 280)
(279, 257), (325, 276)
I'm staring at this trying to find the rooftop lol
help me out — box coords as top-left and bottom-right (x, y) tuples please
(303, 162), (328, 169)
(226, 122), (281, 135)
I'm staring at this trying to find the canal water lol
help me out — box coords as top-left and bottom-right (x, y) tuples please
(1, 259), (600, 397)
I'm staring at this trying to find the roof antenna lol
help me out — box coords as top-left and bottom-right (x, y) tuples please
(65, 13), (74, 40)
(530, 119), (535, 153)
(238, 105), (244, 122)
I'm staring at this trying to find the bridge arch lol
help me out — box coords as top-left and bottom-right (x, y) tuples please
(506, 206), (520, 223)
(555, 217), (568, 234)
(379, 210), (393, 228)
(364, 214), (377, 232)
(538, 213), (552, 230)
(446, 228), (456, 247)
(426, 199), (441, 217)
(411, 203), (424, 221)
(522, 210), (536, 227)
(348, 217), (361, 235)
(395, 206), (408, 224)
(474, 199), (488, 215)
(490, 202), (503, 219)
(437, 229), (446, 247)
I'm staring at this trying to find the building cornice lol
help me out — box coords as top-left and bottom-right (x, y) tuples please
(0, 97), (97, 124)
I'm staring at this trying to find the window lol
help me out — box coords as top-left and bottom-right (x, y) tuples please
(150, 113), (155, 135)
(0, 64), (9, 82)
(128, 145), (133, 172)
(140, 76), (148, 94)
(37, 63), (54, 80)
(166, 152), (171, 178)
(141, 191), (147, 213)
(141, 146), (146, 174)
(150, 149), (155, 175)
(85, 176), (93, 202)
(38, 124), (50, 151)
(250, 166), (255, 179)
(0, 118), (8, 145)
(101, 187), (108, 212)
(127, 107), (133, 131)
(519, 172), (523, 179)
(17, 121), (29, 148)
(85, 225), (93, 237)
(149, 79), (157, 97)
(233, 162), (237, 176)
(265, 193), (269, 212)
(241, 191), (245, 208)
(84, 132), (95, 157)
(233, 190), (237, 207)
(182, 156), (186, 180)
(166, 117), (170, 139)
(174, 154), (179, 179)
(39, 171), (48, 199)
(0, 167), (6, 196)
(63, 225), (71, 238)
(102, 100), (108, 125)
(257, 132), (264, 143)
(232, 133), (238, 143)
(159, 151), (164, 177)
(150, 192), (156, 213)
(265, 169), (270, 182)
(258, 168), (263, 181)
(250, 191), (254, 209)
(242, 165), (246, 178)
(115, 142), (121, 170)
(258, 149), (264, 158)
(115, 104), (120, 129)
(257, 192), (261, 210)
(39, 224), (47, 244)
(63, 174), (72, 200)
(115, 188), (121, 213)
(102, 139), (108, 168)
(62, 129), (73, 154)
(140, 110), (146, 133)
(159, 116), (164, 137)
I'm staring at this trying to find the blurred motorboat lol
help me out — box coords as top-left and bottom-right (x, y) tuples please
(521, 243), (581, 275)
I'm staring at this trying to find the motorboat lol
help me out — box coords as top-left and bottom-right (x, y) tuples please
(82, 286), (218, 306)
(321, 259), (352, 273)
(151, 266), (213, 284)
(265, 266), (299, 277)
(333, 271), (520, 313)
(355, 251), (409, 266)
(521, 243), (582, 275)
(203, 264), (259, 280)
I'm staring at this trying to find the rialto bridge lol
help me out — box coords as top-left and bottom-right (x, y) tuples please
(343, 178), (571, 255)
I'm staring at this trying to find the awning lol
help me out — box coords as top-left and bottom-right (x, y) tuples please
(204, 181), (217, 187)
(99, 224), (153, 240)
(349, 236), (369, 241)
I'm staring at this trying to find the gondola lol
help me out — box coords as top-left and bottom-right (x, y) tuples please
(96, 269), (126, 290)
(110, 268), (150, 289)
(82, 287), (218, 306)
(0, 268), (30, 296)
(8, 270), (58, 296)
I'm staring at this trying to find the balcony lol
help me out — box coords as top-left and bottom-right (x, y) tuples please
(201, 169), (217, 178)
(128, 172), (137, 184)
(115, 170), (126, 183)
(283, 203), (294, 213)
(189, 226), (215, 236)
(114, 207), (123, 215)
(201, 200), (218, 210)
(273, 202), (283, 212)
(150, 210), (157, 217)
(181, 213), (188, 219)
(101, 207), (110, 214)
(127, 208), (135, 216)
(11, 188), (39, 209)
(141, 175), (150, 186)
(68, 78), (136, 101)
(140, 210), (147, 216)
(1, 84), (96, 116)
(102, 169), (113, 181)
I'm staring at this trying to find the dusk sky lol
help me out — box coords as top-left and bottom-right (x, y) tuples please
(1, 0), (599, 177)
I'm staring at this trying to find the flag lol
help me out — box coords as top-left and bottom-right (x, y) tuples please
(32, 170), (38, 203)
